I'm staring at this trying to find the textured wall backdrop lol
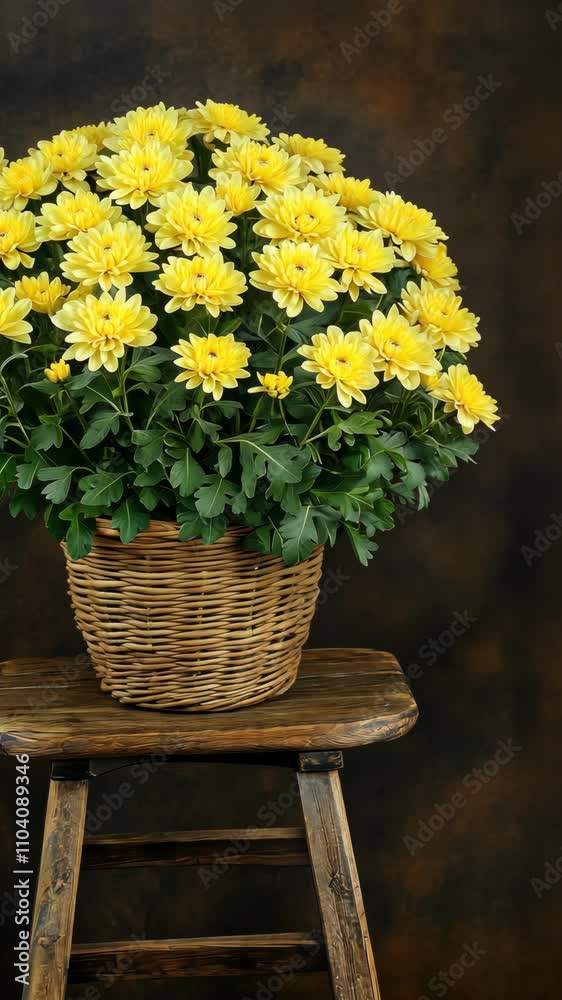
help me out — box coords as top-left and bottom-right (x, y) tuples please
(0, 0), (561, 997)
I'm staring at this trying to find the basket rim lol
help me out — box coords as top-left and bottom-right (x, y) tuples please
(93, 518), (251, 541)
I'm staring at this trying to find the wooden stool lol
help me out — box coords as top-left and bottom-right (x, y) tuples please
(0, 648), (418, 1000)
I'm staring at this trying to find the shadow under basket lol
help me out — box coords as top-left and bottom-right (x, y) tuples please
(62, 519), (324, 712)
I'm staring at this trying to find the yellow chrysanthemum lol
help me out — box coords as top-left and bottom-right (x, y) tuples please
(419, 372), (440, 391)
(44, 359), (71, 383)
(209, 136), (304, 195)
(14, 273), (71, 315)
(0, 151), (56, 210)
(429, 364), (499, 434)
(0, 210), (39, 270)
(401, 279), (480, 352)
(253, 183), (346, 245)
(96, 141), (192, 209)
(312, 172), (377, 213)
(37, 131), (97, 191)
(0, 149), (6, 171)
(183, 100), (269, 145)
(69, 122), (110, 151)
(105, 104), (190, 155)
(172, 333), (251, 400)
(146, 185), (236, 257)
(272, 134), (344, 174)
(321, 227), (397, 301)
(248, 371), (293, 399)
(61, 219), (158, 292)
(298, 326), (378, 408)
(359, 305), (441, 390)
(0, 287), (33, 344)
(412, 242), (459, 289)
(250, 241), (340, 318)
(36, 189), (122, 242)
(213, 171), (260, 216)
(356, 192), (447, 262)
(53, 288), (157, 373)
(154, 253), (247, 317)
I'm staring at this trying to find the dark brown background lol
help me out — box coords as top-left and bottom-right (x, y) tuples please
(0, 0), (560, 996)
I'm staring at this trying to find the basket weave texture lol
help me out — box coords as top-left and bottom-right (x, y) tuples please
(63, 520), (324, 712)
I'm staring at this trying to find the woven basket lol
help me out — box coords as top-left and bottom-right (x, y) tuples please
(62, 519), (324, 712)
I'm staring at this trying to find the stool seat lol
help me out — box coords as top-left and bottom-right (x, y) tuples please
(0, 647), (417, 759)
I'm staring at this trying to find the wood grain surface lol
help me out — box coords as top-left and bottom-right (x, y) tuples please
(0, 649), (418, 758)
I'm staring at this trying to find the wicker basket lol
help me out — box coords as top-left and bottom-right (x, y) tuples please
(62, 519), (324, 712)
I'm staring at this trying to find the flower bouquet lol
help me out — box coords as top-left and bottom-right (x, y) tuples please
(0, 100), (499, 710)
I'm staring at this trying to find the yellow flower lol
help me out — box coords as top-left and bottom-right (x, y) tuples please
(36, 189), (122, 242)
(401, 279), (480, 352)
(272, 133), (344, 174)
(209, 136), (304, 195)
(154, 253), (247, 317)
(96, 141), (192, 209)
(0, 287), (33, 344)
(53, 288), (157, 373)
(146, 184), (236, 257)
(0, 151), (56, 210)
(312, 172), (376, 213)
(69, 122), (110, 151)
(250, 241), (340, 318)
(253, 183), (346, 244)
(14, 273), (71, 315)
(412, 242), (459, 289)
(248, 371), (293, 399)
(429, 364), (499, 434)
(172, 333), (251, 400)
(0, 149), (6, 171)
(214, 171), (260, 216)
(359, 305), (440, 390)
(104, 104), (190, 155)
(419, 372), (440, 391)
(356, 192), (447, 262)
(44, 359), (71, 383)
(61, 219), (158, 292)
(183, 100), (269, 144)
(321, 226), (397, 301)
(298, 326), (378, 408)
(37, 131), (97, 191)
(0, 210), (39, 269)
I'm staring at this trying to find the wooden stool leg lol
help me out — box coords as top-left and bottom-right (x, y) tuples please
(298, 757), (381, 1000)
(24, 769), (89, 1000)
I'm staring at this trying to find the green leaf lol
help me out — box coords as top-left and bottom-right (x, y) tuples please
(44, 503), (67, 541)
(111, 497), (150, 544)
(139, 486), (162, 511)
(238, 440), (308, 497)
(9, 488), (39, 519)
(216, 446), (232, 478)
(195, 476), (235, 518)
(132, 429), (165, 466)
(280, 505), (318, 565)
(79, 471), (127, 506)
(38, 466), (75, 504)
(16, 455), (45, 489)
(169, 449), (206, 498)
(0, 453), (17, 490)
(80, 409), (120, 449)
(64, 508), (95, 560)
(31, 423), (63, 451)
(177, 507), (226, 544)
(345, 524), (378, 566)
(335, 412), (382, 436)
